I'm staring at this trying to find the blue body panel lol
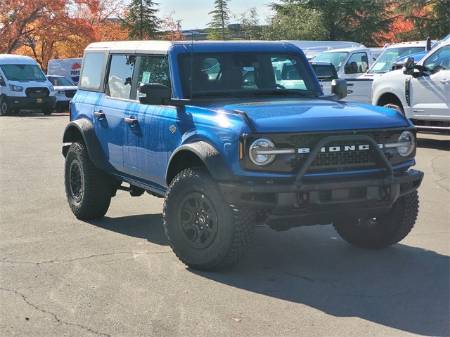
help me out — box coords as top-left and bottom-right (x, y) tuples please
(70, 41), (415, 191)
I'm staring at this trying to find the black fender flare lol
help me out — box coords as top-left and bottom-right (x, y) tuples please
(166, 141), (234, 185)
(62, 118), (110, 170)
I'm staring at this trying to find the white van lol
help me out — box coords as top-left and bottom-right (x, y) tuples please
(0, 55), (56, 115)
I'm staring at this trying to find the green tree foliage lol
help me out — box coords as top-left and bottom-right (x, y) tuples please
(397, 0), (450, 39)
(208, 0), (231, 40)
(266, 3), (325, 40)
(123, 0), (160, 39)
(237, 8), (264, 40)
(271, 0), (393, 45)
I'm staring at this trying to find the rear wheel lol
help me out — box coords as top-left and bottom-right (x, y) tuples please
(64, 142), (113, 220)
(163, 168), (256, 270)
(333, 191), (419, 248)
(43, 108), (52, 115)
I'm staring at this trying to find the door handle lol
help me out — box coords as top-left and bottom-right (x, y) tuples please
(440, 79), (449, 84)
(94, 110), (105, 120)
(124, 116), (138, 127)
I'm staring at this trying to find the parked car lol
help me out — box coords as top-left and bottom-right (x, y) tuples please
(372, 40), (450, 131)
(63, 40), (423, 270)
(342, 41), (434, 104)
(47, 75), (77, 112)
(47, 58), (82, 85)
(0, 54), (56, 115)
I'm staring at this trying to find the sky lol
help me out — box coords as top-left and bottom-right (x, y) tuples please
(157, 0), (274, 30)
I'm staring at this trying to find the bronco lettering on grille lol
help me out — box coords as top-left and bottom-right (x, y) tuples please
(298, 144), (385, 154)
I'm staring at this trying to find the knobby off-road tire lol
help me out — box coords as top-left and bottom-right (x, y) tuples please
(0, 96), (10, 116)
(163, 168), (256, 271)
(65, 142), (113, 220)
(333, 191), (419, 249)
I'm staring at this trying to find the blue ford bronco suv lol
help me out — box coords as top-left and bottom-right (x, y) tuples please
(63, 41), (423, 270)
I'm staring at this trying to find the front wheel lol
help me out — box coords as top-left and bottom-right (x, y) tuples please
(64, 142), (113, 220)
(333, 191), (419, 248)
(0, 97), (10, 116)
(163, 168), (256, 271)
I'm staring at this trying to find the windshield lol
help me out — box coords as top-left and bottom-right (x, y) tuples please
(313, 52), (348, 71)
(0, 64), (47, 82)
(369, 47), (424, 73)
(47, 76), (74, 86)
(178, 52), (320, 98)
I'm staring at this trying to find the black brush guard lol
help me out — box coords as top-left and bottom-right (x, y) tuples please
(219, 135), (423, 219)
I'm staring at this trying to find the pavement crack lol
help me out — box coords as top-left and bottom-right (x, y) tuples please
(1, 250), (169, 266)
(430, 155), (450, 192)
(0, 287), (111, 337)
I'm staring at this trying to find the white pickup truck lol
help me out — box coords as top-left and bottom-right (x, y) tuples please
(325, 41), (432, 104)
(372, 40), (450, 131)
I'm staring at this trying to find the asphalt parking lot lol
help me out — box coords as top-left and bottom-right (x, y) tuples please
(0, 113), (449, 337)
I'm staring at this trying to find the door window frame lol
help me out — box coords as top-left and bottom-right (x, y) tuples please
(344, 52), (369, 74)
(104, 53), (139, 101)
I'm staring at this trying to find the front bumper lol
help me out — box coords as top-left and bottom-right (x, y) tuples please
(219, 169), (423, 226)
(5, 96), (56, 110)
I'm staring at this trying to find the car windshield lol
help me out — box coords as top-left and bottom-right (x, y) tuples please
(369, 47), (425, 73)
(0, 64), (47, 82)
(313, 52), (348, 71)
(178, 52), (320, 99)
(48, 76), (74, 86)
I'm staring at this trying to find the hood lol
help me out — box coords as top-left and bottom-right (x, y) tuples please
(7, 79), (53, 88)
(211, 99), (409, 133)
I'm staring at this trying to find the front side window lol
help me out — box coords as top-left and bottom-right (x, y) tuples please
(137, 55), (170, 89)
(344, 52), (369, 74)
(0, 64), (46, 82)
(369, 47), (424, 73)
(314, 52), (348, 72)
(79, 52), (106, 91)
(179, 52), (319, 98)
(107, 54), (136, 99)
(424, 45), (450, 73)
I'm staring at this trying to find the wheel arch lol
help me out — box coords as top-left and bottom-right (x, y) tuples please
(166, 141), (233, 186)
(376, 92), (404, 110)
(62, 118), (110, 170)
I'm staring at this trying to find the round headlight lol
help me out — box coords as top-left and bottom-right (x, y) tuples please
(397, 131), (415, 156)
(249, 138), (276, 166)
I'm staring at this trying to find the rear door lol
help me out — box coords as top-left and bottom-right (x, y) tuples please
(93, 53), (137, 172)
(410, 45), (450, 119)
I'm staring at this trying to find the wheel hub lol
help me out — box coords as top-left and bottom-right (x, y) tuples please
(69, 160), (84, 202)
(179, 192), (218, 249)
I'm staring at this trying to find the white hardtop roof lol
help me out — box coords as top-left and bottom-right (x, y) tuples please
(0, 54), (38, 65)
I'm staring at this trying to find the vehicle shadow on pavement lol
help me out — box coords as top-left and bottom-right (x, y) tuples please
(194, 226), (450, 337)
(417, 137), (450, 151)
(87, 214), (449, 336)
(90, 214), (168, 246)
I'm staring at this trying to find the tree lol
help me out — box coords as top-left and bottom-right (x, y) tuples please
(208, 0), (231, 40)
(237, 8), (264, 40)
(161, 13), (184, 41)
(271, 0), (393, 45)
(123, 0), (160, 39)
(397, 0), (450, 39)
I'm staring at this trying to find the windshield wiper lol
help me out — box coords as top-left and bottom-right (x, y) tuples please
(253, 89), (317, 97)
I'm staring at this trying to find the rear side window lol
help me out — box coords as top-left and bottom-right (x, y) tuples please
(79, 52), (106, 91)
(106, 54), (136, 99)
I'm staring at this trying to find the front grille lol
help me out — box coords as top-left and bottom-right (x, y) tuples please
(299, 141), (377, 171)
(65, 90), (76, 98)
(243, 129), (412, 173)
(25, 87), (49, 98)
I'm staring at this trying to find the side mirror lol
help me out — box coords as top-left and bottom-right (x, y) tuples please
(0, 76), (6, 87)
(402, 57), (415, 75)
(331, 79), (347, 99)
(139, 83), (171, 105)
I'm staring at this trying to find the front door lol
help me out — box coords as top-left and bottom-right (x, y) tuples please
(410, 45), (450, 119)
(123, 54), (180, 188)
